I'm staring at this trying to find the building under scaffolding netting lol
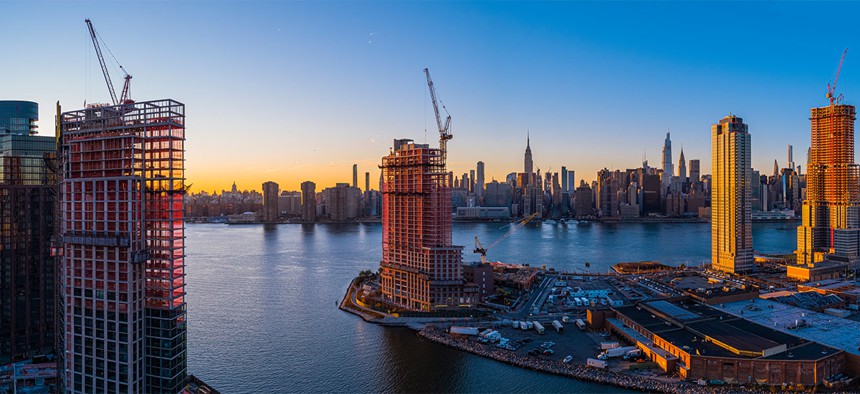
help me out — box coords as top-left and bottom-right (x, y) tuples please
(58, 99), (187, 393)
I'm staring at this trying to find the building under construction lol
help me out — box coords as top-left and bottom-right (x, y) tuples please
(58, 100), (187, 393)
(793, 103), (859, 280)
(379, 139), (477, 311)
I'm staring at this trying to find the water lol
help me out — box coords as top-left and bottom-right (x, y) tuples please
(185, 221), (796, 393)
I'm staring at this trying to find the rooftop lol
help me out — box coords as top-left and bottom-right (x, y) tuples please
(715, 299), (860, 357)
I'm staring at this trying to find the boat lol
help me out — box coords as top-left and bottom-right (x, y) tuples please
(544, 219), (557, 225)
(563, 355), (573, 364)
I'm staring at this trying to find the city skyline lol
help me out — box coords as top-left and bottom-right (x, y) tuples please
(3, 2), (858, 192)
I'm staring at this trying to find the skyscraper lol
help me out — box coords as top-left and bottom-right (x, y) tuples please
(59, 99), (187, 393)
(787, 144), (795, 171)
(352, 164), (358, 189)
(0, 101), (57, 365)
(711, 115), (753, 274)
(661, 131), (673, 191)
(476, 161), (485, 198)
(689, 159), (700, 183)
(301, 181), (316, 223)
(561, 166), (568, 192)
(678, 149), (687, 183)
(794, 103), (859, 275)
(524, 132), (533, 175)
(365, 171), (370, 192)
(262, 181), (280, 223)
(379, 139), (475, 310)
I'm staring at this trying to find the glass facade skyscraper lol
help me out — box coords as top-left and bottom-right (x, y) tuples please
(0, 101), (39, 135)
(0, 101), (57, 365)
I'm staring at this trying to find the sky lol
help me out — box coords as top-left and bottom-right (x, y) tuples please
(3, 1), (859, 193)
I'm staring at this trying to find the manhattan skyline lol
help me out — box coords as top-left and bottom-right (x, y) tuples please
(4, 1), (859, 192)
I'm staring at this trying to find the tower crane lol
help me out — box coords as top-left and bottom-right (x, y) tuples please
(827, 48), (848, 105)
(473, 213), (539, 264)
(85, 19), (133, 106)
(424, 68), (452, 161)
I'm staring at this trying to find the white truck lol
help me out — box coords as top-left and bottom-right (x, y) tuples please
(600, 341), (620, 350)
(587, 358), (608, 369)
(598, 346), (638, 360)
(449, 326), (479, 336)
(533, 321), (545, 334)
(551, 320), (564, 333)
(575, 318), (586, 331)
(520, 321), (528, 330)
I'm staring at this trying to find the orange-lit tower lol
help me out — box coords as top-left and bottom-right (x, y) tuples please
(379, 139), (471, 310)
(795, 49), (859, 278)
(59, 100), (187, 393)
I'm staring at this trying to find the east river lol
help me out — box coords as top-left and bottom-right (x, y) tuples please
(184, 221), (796, 393)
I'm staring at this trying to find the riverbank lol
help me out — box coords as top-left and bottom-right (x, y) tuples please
(417, 325), (763, 394)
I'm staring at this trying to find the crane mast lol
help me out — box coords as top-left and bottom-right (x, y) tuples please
(827, 48), (848, 105)
(424, 68), (452, 161)
(85, 19), (133, 106)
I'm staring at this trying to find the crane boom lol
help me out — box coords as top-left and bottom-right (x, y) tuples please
(424, 68), (453, 160)
(85, 19), (118, 106)
(827, 48), (848, 105)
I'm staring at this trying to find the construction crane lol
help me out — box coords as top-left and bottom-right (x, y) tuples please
(827, 48), (848, 105)
(424, 68), (452, 160)
(85, 19), (133, 106)
(473, 213), (539, 264)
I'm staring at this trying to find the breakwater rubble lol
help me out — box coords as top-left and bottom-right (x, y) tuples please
(417, 326), (764, 394)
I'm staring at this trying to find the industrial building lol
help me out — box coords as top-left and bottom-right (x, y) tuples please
(59, 100), (188, 393)
(590, 298), (846, 386)
(0, 101), (57, 365)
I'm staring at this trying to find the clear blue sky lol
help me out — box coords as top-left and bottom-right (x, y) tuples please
(4, 1), (858, 191)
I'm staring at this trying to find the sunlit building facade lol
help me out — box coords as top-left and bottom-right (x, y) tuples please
(711, 115), (753, 273)
(59, 100), (187, 393)
(379, 139), (475, 311)
(794, 104), (859, 278)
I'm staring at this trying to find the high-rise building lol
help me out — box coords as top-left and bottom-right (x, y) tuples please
(352, 164), (358, 189)
(794, 103), (859, 277)
(0, 101), (57, 365)
(321, 183), (360, 222)
(476, 161), (484, 198)
(711, 115), (753, 274)
(689, 159), (701, 183)
(469, 169), (476, 193)
(661, 132), (673, 191)
(573, 182), (594, 217)
(524, 133), (533, 175)
(301, 181), (316, 223)
(365, 171), (370, 192)
(560, 166), (568, 192)
(0, 100), (39, 135)
(379, 139), (475, 311)
(678, 149), (687, 183)
(567, 170), (575, 193)
(59, 100), (187, 393)
(787, 144), (795, 171)
(262, 181), (280, 223)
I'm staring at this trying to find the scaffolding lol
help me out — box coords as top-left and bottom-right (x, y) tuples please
(798, 104), (858, 264)
(379, 140), (468, 311)
(59, 99), (187, 393)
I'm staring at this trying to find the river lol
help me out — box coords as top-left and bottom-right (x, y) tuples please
(184, 221), (796, 393)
